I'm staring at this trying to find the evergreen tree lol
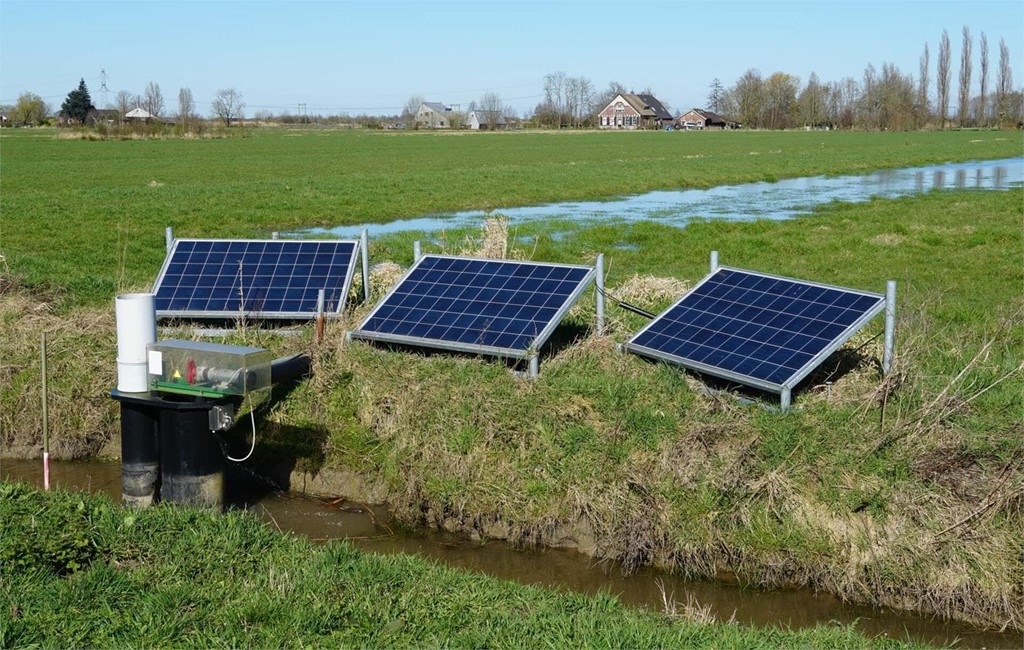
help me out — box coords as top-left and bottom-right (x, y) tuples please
(61, 79), (93, 124)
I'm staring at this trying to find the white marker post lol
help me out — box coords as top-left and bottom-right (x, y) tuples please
(595, 253), (605, 336)
(41, 333), (49, 491)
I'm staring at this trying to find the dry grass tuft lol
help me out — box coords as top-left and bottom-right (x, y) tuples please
(458, 215), (524, 260)
(657, 580), (718, 624)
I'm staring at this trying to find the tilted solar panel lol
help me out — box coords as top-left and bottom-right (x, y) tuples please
(153, 239), (359, 319)
(626, 267), (884, 397)
(350, 255), (595, 359)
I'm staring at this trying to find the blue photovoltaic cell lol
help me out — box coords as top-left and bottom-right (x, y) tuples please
(352, 255), (594, 356)
(628, 267), (884, 390)
(153, 239), (359, 319)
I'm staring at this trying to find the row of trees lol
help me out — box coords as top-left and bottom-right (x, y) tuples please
(715, 29), (1018, 130)
(2, 80), (247, 127)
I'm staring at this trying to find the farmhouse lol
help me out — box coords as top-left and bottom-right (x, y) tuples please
(676, 108), (736, 130)
(415, 102), (453, 129)
(598, 93), (673, 129)
(467, 110), (507, 131)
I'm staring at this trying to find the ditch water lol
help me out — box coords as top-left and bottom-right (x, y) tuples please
(2, 457), (1016, 648)
(301, 157), (1023, 239)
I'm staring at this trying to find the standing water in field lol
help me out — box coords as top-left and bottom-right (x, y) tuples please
(301, 157), (1023, 238)
(2, 458), (1016, 649)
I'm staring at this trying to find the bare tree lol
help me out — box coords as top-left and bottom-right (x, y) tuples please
(917, 42), (930, 127)
(996, 38), (1013, 125)
(211, 88), (245, 126)
(957, 26), (973, 126)
(402, 94), (424, 121)
(859, 63), (879, 129)
(144, 81), (164, 117)
(177, 87), (195, 124)
(707, 78), (726, 113)
(542, 71), (569, 127)
(115, 90), (133, 121)
(978, 32), (989, 126)
(877, 63), (915, 130)
(937, 29), (952, 127)
(797, 72), (827, 127)
(477, 91), (503, 129)
(731, 68), (764, 128)
(566, 76), (594, 127)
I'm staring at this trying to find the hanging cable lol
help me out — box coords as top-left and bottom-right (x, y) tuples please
(224, 394), (257, 463)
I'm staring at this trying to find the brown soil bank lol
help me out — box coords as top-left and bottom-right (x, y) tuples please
(2, 264), (1021, 635)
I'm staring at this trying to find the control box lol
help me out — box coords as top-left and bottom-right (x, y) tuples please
(147, 340), (272, 404)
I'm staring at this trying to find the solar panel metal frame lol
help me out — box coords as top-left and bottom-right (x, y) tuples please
(153, 238), (360, 320)
(350, 254), (596, 360)
(625, 266), (885, 394)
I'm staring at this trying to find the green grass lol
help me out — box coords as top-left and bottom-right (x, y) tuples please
(0, 127), (1019, 309)
(0, 483), (919, 649)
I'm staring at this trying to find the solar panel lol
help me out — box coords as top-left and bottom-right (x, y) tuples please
(153, 239), (360, 319)
(350, 255), (595, 359)
(626, 267), (884, 398)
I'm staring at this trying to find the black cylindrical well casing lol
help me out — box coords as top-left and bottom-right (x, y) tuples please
(158, 400), (225, 512)
(118, 399), (160, 508)
(111, 390), (227, 512)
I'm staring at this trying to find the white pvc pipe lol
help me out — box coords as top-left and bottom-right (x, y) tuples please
(115, 293), (157, 392)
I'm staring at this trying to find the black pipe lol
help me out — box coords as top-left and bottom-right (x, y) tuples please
(159, 398), (225, 512)
(117, 400), (160, 508)
(271, 353), (311, 384)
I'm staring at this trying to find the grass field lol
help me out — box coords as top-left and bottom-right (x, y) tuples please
(0, 127), (1019, 308)
(1, 127), (1022, 636)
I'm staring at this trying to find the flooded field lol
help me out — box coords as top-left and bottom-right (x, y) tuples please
(302, 157), (1023, 239)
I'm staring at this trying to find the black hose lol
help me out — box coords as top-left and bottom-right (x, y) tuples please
(271, 353), (311, 384)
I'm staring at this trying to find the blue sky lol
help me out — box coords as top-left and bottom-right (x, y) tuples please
(1, 0), (1021, 117)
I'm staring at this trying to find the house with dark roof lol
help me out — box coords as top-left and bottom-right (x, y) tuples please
(676, 108), (737, 130)
(467, 110), (507, 130)
(415, 102), (453, 129)
(598, 93), (673, 129)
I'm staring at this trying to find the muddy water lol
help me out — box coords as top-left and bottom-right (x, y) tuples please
(301, 157), (1023, 239)
(2, 458), (1016, 647)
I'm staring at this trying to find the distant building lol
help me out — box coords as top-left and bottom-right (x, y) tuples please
(598, 93), (673, 129)
(675, 108), (737, 130)
(415, 102), (452, 129)
(124, 107), (155, 122)
(467, 110), (507, 131)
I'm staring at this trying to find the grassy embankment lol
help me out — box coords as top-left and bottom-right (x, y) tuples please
(1, 128), (1021, 631)
(0, 482), (919, 648)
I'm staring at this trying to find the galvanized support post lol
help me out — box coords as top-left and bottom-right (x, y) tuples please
(710, 250), (719, 273)
(595, 253), (605, 336)
(883, 280), (896, 375)
(360, 228), (370, 302)
(528, 355), (539, 379)
(413, 240), (422, 263)
(165, 227), (174, 254)
(315, 289), (326, 343)
(780, 387), (791, 412)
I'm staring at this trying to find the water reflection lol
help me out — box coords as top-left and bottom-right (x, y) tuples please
(299, 158), (1022, 239)
(2, 458), (1016, 647)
